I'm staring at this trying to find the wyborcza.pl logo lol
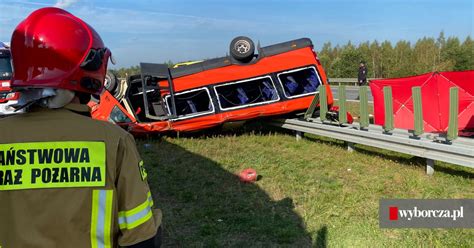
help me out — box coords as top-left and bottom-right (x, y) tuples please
(379, 199), (474, 228)
(389, 206), (463, 221)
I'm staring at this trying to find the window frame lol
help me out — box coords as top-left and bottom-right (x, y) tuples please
(213, 75), (280, 111)
(276, 66), (322, 99)
(164, 87), (215, 121)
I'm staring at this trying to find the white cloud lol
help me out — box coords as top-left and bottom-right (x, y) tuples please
(71, 6), (259, 35)
(54, 0), (78, 9)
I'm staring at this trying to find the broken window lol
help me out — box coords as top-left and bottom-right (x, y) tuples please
(214, 76), (279, 110)
(277, 66), (321, 98)
(165, 88), (214, 119)
(108, 105), (132, 123)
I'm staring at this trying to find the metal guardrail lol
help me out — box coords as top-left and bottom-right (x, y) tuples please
(328, 78), (380, 86)
(270, 85), (473, 175)
(269, 118), (474, 171)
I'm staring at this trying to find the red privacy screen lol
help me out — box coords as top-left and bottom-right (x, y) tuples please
(370, 70), (474, 133)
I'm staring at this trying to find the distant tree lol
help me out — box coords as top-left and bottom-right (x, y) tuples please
(462, 36), (474, 69)
(357, 41), (371, 67)
(331, 42), (363, 78)
(441, 37), (465, 71)
(380, 41), (394, 78)
(164, 60), (174, 67)
(436, 31), (446, 66)
(110, 60), (174, 78)
(392, 40), (413, 77)
(412, 37), (439, 74)
(318, 42), (333, 75)
(110, 65), (140, 78)
(369, 40), (381, 78)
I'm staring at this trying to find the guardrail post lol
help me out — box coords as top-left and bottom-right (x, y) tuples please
(412, 87), (424, 136)
(447, 87), (459, 141)
(347, 142), (355, 152)
(320, 86), (328, 121)
(359, 86), (369, 128)
(426, 158), (434, 175)
(338, 85), (347, 123)
(383, 86), (394, 132)
(295, 131), (303, 141)
(304, 92), (320, 120)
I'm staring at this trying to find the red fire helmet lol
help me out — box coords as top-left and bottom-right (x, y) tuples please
(10, 7), (111, 94)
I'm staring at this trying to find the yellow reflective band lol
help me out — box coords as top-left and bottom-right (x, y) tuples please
(91, 190), (114, 248)
(0, 141), (106, 191)
(147, 191), (154, 207)
(91, 191), (99, 248)
(104, 190), (114, 248)
(118, 191), (154, 230)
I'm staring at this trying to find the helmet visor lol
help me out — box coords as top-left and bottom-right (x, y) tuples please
(80, 47), (111, 71)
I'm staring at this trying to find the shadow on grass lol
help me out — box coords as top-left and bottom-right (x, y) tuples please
(168, 119), (285, 139)
(315, 225), (328, 248)
(434, 164), (474, 179)
(303, 135), (346, 149)
(140, 139), (313, 247)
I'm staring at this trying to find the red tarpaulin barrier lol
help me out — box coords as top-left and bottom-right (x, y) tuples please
(370, 71), (474, 133)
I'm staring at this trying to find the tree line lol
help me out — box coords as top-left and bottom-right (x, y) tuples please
(112, 33), (473, 79)
(319, 32), (473, 78)
(110, 60), (173, 78)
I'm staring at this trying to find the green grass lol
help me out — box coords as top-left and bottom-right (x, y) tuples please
(139, 124), (474, 247)
(334, 100), (374, 121)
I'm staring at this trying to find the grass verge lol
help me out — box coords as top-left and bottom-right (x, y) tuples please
(139, 124), (473, 247)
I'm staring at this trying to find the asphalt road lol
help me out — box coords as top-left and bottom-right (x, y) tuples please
(330, 86), (373, 102)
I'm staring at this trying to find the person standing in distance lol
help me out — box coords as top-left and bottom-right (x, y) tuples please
(0, 7), (162, 248)
(358, 61), (368, 86)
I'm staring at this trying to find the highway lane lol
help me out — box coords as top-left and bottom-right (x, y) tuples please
(330, 86), (373, 102)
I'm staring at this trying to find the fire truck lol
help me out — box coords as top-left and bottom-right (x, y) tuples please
(0, 42), (20, 116)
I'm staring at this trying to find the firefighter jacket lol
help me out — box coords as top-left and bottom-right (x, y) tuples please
(0, 104), (162, 248)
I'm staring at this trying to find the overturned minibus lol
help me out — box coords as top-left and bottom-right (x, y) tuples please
(89, 37), (334, 134)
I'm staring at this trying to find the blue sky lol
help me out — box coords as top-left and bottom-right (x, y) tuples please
(0, 0), (472, 68)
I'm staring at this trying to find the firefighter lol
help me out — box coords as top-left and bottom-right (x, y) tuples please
(0, 7), (162, 248)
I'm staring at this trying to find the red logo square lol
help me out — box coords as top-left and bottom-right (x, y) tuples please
(389, 206), (398, 221)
